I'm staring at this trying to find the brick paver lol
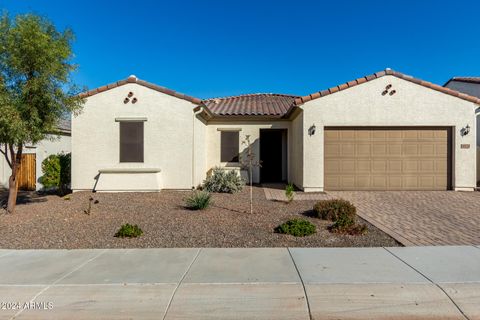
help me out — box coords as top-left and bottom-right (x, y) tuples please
(263, 185), (480, 246)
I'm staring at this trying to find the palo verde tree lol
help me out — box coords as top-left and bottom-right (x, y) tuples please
(0, 13), (84, 213)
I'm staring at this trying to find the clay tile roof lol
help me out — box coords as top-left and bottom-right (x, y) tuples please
(79, 75), (201, 105)
(294, 69), (480, 106)
(203, 93), (299, 117)
(448, 77), (480, 84)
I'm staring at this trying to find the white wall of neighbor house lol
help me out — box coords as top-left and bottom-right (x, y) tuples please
(205, 120), (291, 184)
(35, 134), (71, 190)
(72, 83), (203, 192)
(301, 75), (477, 192)
(0, 134), (70, 190)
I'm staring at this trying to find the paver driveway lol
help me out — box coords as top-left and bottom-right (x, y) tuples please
(328, 191), (480, 246)
(263, 186), (480, 246)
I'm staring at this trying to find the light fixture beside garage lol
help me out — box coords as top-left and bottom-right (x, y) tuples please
(461, 124), (470, 136)
(308, 124), (316, 136)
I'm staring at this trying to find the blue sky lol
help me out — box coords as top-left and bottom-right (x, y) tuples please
(2, 0), (479, 99)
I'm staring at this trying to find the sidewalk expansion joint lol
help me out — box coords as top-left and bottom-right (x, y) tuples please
(10, 249), (108, 320)
(287, 248), (313, 320)
(383, 247), (470, 320)
(162, 248), (202, 320)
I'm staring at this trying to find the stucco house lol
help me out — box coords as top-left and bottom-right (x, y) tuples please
(444, 77), (480, 184)
(72, 69), (478, 192)
(0, 120), (71, 191)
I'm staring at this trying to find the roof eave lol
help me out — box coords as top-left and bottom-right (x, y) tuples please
(296, 69), (480, 106)
(79, 76), (202, 105)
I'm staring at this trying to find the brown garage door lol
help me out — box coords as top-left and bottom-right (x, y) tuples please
(324, 127), (451, 190)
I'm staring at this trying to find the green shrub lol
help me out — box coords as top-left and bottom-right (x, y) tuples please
(39, 153), (71, 194)
(185, 191), (212, 210)
(114, 224), (143, 238)
(39, 155), (61, 189)
(314, 199), (356, 222)
(285, 183), (295, 202)
(274, 219), (316, 237)
(203, 167), (245, 193)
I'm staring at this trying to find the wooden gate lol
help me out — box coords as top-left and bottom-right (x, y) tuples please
(17, 154), (36, 191)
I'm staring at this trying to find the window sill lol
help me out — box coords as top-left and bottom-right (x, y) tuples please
(98, 168), (161, 174)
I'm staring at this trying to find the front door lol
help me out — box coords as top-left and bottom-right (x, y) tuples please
(260, 129), (284, 182)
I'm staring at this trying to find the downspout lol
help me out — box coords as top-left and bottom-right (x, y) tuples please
(192, 105), (205, 189)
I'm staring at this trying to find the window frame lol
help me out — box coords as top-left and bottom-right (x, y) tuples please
(119, 121), (145, 163)
(220, 130), (240, 163)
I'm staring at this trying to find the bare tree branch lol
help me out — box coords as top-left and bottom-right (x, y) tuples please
(9, 144), (16, 171)
(0, 144), (12, 168)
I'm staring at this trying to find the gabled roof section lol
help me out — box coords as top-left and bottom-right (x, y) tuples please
(295, 69), (480, 106)
(79, 75), (202, 105)
(203, 93), (299, 118)
(444, 77), (480, 85)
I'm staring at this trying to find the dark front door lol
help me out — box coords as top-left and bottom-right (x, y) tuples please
(260, 129), (284, 182)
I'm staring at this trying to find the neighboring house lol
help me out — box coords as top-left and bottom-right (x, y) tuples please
(0, 120), (71, 191)
(444, 77), (480, 185)
(72, 69), (478, 192)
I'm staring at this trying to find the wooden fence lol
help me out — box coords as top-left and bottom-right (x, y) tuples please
(17, 154), (36, 191)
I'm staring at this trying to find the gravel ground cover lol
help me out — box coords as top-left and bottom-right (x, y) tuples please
(0, 187), (399, 249)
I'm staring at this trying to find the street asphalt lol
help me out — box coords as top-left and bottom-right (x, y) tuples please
(0, 246), (479, 319)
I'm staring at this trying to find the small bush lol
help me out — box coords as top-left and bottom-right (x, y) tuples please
(314, 199), (368, 235)
(39, 153), (71, 195)
(203, 167), (245, 193)
(274, 219), (316, 237)
(185, 191), (212, 210)
(115, 224), (143, 238)
(285, 183), (295, 202)
(330, 223), (368, 235)
(314, 199), (356, 222)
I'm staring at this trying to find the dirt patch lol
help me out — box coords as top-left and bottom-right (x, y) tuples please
(0, 187), (399, 249)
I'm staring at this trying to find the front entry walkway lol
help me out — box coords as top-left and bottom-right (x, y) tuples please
(263, 185), (480, 246)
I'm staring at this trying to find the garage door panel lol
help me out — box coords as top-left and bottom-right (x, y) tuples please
(341, 160), (356, 172)
(356, 144), (371, 156)
(341, 144), (355, 156)
(324, 127), (451, 190)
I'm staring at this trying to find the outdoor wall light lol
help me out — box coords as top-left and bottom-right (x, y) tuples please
(308, 124), (316, 136)
(462, 124), (470, 136)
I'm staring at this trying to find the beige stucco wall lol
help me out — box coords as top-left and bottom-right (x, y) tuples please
(72, 83), (204, 191)
(205, 120), (291, 184)
(0, 134), (70, 190)
(300, 75), (477, 192)
(289, 112), (304, 188)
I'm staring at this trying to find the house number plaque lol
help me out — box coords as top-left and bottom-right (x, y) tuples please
(460, 144), (470, 149)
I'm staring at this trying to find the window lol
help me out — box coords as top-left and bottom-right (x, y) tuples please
(120, 122), (144, 162)
(220, 131), (239, 162)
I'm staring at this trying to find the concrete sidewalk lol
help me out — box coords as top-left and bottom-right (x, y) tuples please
(0, 247), (479, 319)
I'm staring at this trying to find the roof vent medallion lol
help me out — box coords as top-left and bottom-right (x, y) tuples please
(382, 84), (396, 96)
(124, 91), (138, 104)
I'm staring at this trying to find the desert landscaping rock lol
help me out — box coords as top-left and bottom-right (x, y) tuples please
(0, 187), (398, 248)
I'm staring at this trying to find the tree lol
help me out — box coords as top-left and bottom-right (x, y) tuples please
(0, 13), (84, 213)
(241, 135), (261, 214)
